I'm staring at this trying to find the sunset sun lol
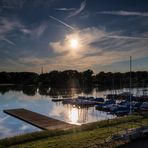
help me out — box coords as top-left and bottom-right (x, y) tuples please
(70, 39), (79, 49)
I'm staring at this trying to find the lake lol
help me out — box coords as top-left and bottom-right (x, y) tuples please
(0, 85), (146, 139)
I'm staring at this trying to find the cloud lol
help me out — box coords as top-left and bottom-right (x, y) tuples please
(0, 17), (48, 46)
(31, 22), (48, 38)
(0, 125), (14, 139)
(0, 18), (24, 45)
(20, 28), (31, 34)
(0, 17), (30, 45)
(18, 22), (48, 38)
(67, 0), (86, 18)
(0, 0), (26, 9)
(54, 8), (76, 11)
(20, 56), (46, 65)
(106, 35), (148, 40)
(48, 27), (148, 72)
(0, 18), (22, 34)
(0, 5), (16, 9)
(27, 0), (61, 8)
(1, 17), (147, 73)
(49, 27), (148, 55)
(19, 124), (31, 130)
(0, 116), (9, 123)
(0, 0), (61, 12)
(98, 11), (148, 17)
(49, 27), (106, 54)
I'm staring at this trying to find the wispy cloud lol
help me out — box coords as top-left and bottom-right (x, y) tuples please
(0, 0), (26, 9)
(18, 22), (48, 38)
(0, 116), (9, 123)
(0, 17), (30, 45)
(2, 27), (148, 73)
(0, 17), (48, 46)
(0, 0), (60, 10)
(49, 27), (106, 54)
(54, 8), (76, 11)
(67, 0), (86, 18)
(98, 11), (148, 17)
(49, 15), (75, 30)
(48, 27), (148, 72)
(31, 22), (48, 38)
(19, 124), (31, 131)
(0, 5), (16, 9)
(0, 37), (15, 45)
(107, 35), (148, 40)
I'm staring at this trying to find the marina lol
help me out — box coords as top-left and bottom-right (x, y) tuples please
(0, 86), (147, 139)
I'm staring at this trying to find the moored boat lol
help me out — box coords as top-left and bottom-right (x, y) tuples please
(140, 102), (148, 111)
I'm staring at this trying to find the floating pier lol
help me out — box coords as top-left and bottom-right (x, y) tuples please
(4, 108), (75, 130)
(52, 98), (72, 102)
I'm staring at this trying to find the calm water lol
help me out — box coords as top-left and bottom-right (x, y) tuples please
(0, 86), (146, 139)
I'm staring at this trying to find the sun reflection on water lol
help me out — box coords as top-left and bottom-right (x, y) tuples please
(69, 107), (79, 124)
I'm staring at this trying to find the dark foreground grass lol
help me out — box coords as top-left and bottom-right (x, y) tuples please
(0, 115), (148, 148)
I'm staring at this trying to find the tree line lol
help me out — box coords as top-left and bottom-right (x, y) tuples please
(0, 70), (147, 89)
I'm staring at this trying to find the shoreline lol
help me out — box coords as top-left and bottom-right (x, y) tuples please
(0, 115), (147, 147)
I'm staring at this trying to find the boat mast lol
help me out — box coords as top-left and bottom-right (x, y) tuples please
(41, 64), (44, 74)
(129, 56), (132, 114)
(112, 78), (115, 99)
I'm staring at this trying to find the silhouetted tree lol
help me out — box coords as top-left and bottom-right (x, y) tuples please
(0, 70), (147, 89)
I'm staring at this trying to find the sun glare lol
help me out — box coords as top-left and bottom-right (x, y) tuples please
(69, 107), (78, 124)
(70, 39), (79, 49)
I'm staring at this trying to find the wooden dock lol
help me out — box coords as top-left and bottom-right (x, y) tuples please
(4, 108), (75, 130)
(52, 98), (71, 102)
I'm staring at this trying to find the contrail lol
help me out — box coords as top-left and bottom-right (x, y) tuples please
(0, 37), (15, 45)
(0, 116), (9, 123)
(67, 0), (86, 19)
(107, 35), (148, 40)
(49, 16), (75, 30)
(54, 8), (76, 11)
(98, 11), (148, 17)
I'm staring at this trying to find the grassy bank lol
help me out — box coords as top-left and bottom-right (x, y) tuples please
(0, 115), (148, 148)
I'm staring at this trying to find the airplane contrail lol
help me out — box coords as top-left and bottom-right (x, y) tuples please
(0, 116), (9, 123)
(98, 11), (148, 17)
(107, 35), (148, 40)
(54, 8), (76, 11)
(0, 37), (15, 45)
(49, 15), (75, 30)
(67, 0), (86, 19)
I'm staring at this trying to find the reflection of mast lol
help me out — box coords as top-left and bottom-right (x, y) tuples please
(129, 56), (132, 114)
(68, 105), (89, 124)
(78, 107), (88, 123)
(41, 65), (44, 74)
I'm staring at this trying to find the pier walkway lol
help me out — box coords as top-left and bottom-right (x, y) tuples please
(4, 108), (75, 130)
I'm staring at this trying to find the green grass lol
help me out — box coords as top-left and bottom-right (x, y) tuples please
(0, 115), (148, 148)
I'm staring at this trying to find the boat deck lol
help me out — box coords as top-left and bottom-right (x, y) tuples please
(4, 108), (75, 130)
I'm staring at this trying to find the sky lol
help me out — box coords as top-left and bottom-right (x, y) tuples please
(0, 0), (148, 73)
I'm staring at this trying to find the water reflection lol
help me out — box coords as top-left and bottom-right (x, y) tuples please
(0, 85), (37, 96)
(0, 85), (94, 98)
(68, 107), (89, 125)
(69, 107), (78, 124)
(0, 86), (147, 139)
(0, 85), (147, 98)
(49, 102), (115, 125)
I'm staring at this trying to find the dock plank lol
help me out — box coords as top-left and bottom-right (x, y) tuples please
(4, 108), (75, 130)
